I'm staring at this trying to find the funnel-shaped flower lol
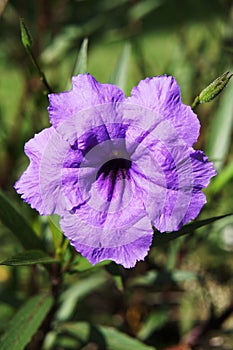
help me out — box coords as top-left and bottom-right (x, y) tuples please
(15, 74), (216, 268)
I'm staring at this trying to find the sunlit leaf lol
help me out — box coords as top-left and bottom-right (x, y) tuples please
(138, 310), (168, 340)
(207, 161), (233, 195)
(49, 216), (63, 251)
(71, 255), (111, 272)
(0, 250), (57, 266)
(153, 213), (233, 244)
(73, 38), (88, 76)
(57, 272), (107, 322)
(206, 77), (233, 171)
(58, 322), (156, 350)
(129, 0), (163, 21)
(0, 190), (44, 250)
(110, 42), (131, 91)
(0, 292), (53, 350)
(129, 270), (198, 287)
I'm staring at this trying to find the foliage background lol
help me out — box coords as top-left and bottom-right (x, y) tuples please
(0, 0), (233, 349)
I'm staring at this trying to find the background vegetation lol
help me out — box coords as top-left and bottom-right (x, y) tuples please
(0, 0), (233, 349)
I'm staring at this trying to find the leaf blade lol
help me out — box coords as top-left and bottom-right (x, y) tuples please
(73, 38), (88, 76)
(0, 292), (53, 350)
(58, 322), (156, 350)
(206, 77), (233, 171)
(109, 42), (131, 91)
(0, 190), (44, 250)
(0, 250), (57, 266)
(153, 213), (233, 244)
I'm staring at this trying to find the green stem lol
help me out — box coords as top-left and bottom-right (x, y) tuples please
(27, 49), (53, 94)
(191, 95), (200, 110)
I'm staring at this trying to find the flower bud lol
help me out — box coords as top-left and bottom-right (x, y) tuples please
(20, 18), (33, 51)
(199, 71), (232, 104)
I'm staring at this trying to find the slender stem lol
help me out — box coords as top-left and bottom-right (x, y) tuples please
(191, 95), (200, 110)
(27, 49), (53, 94)
(20, 18), (53, 94)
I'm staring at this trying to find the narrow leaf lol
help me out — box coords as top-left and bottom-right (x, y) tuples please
(206, 77), (233, 171)
(129, 270), (197, 288)
(49, 216), (63, 250)
(110, 42), (131, 91)
(129, 0), (163, 21)
(58, 322), (156, 350)
(138, 310), (168, 340)
(73, 38), (88, 75)
(0, 292), (53, 350)
(57, 272), (106, 322)
(0, 190), (44, 250)
(153, 213), (233, 244)
(0, 250), (57, 266)
(66, 38), (88, 90)
(207, 161), (233, 195)
(71, 255), (111, 272)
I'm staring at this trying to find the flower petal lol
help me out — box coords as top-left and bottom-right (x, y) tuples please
(15, 73), (216, 268)
(127, 75), (200, 146)
(148, 147), (216, 232)
(60, 214), (153, 268)
(180, 150), (216, 226)
(15, 127), (71, 216)
(48, 74), (125, 129)
(14, 128), (54, 214)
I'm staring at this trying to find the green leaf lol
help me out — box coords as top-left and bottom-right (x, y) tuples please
(153, 213), (233, 244)
(207, 161), (233, 195)
(110, 42), (131, 91)
(129, 269), (197, 288)
(71, 255), (111, 272)
(49, 216), (63, 250)
(104, 262), (124, 291)
(206, 76), (233, 171)
(129, 0), (163, 21)
(57, 272), (107, 322)
(58, 322), (156, 350)
(0, 250), (57, 266)
(73, 38), (88, 76)
(0, 292), (53, 350)
(66, 38), (88, 90)
(0, 190), (44, 250)
(138, 310), (168, 340)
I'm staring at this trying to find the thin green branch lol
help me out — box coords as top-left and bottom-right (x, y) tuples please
(20, 18), (53, 94)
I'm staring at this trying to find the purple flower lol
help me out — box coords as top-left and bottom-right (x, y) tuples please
(15, 74), (216, 268)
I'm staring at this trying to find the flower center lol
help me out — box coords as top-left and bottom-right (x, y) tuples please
(96, 158), (132, 181)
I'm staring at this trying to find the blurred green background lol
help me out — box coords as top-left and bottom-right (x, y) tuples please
(0, 1), (233, 349)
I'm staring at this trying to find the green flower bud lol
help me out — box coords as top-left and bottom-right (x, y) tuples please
(199, 71), (232, 103)
(20, 18), (33, 51)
